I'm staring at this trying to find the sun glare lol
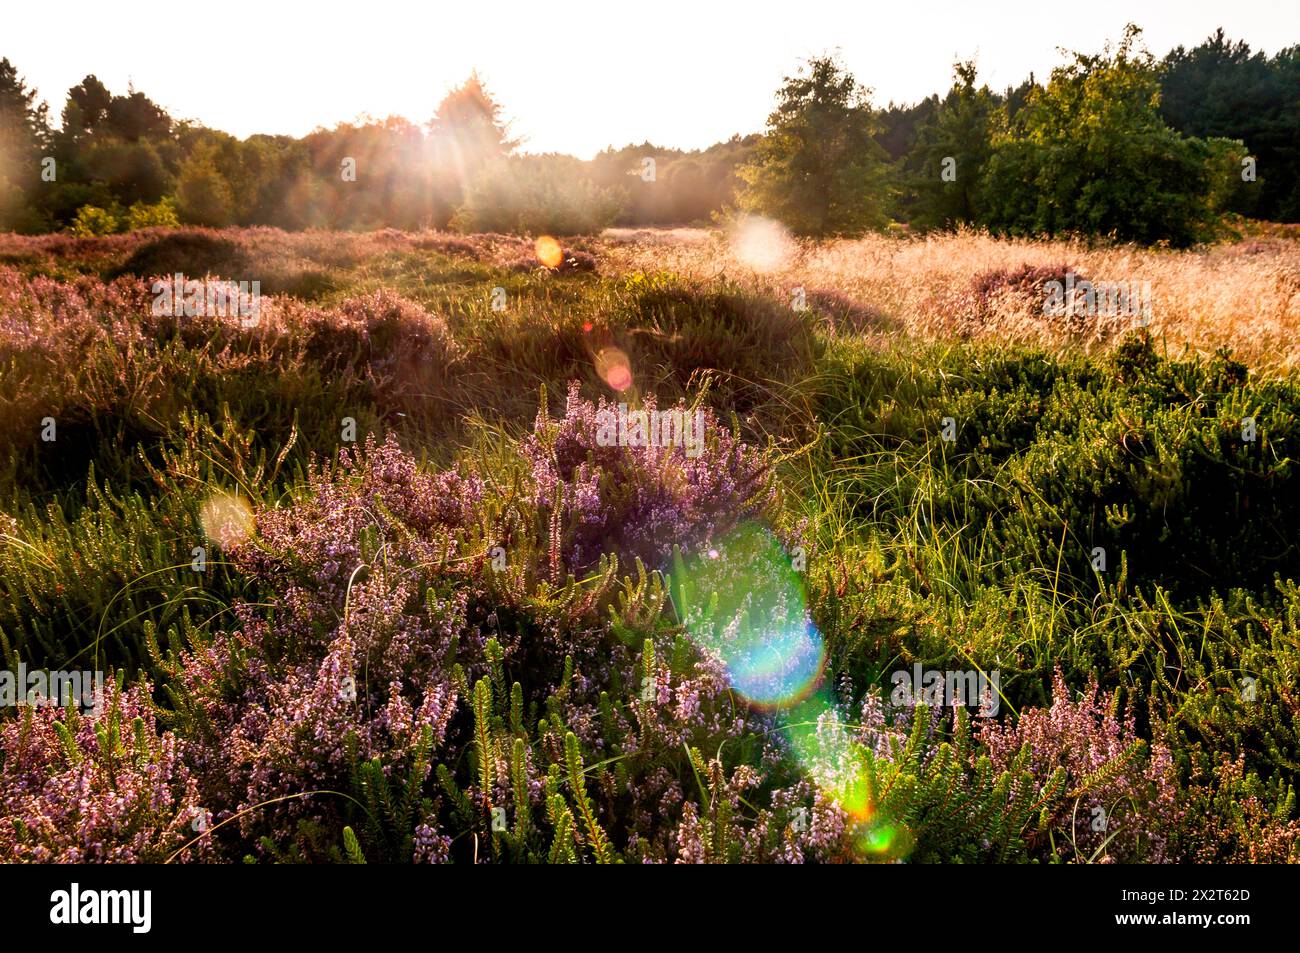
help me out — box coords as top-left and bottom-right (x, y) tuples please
(730, 215), (795, 272)
(535, 235), (564, 268)
(199, 492), (255, 548)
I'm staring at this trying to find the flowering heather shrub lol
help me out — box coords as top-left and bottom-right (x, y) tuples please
(3, 228), (1297, 865)
(161, 436), (480, 858)
(298, 290), (460, 414)
(963, 263), (1110, 337)
(170, 600), (463, 859)
(505, 248), (598, 274)
(146, 410), (856, 863)
(969, 262), (1078, 304)
(405, 233), (482, 259)
(108, 231), (250, 283)
(0, 269), (156, 454)
(237, 433), (481, 596)
(0, 680), (207, 863)
(105, 227), (379, 280)
(978, 668), (1184, 863)
(1175, 756), (1300, 863)
(672, 767), (856, 864)
(522, 382), (778, 575)
(153, 423), (772, 860)
(0, 268), (151, 360)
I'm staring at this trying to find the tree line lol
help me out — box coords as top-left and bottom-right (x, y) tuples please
(0, 25), (1294, 244)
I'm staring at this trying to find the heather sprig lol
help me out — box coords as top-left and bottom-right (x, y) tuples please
(0, 675), (207, 863)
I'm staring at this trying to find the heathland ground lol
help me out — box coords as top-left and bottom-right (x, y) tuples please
(0, 224), (1297, 863)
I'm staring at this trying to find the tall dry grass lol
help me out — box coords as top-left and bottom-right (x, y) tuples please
(599, 226), (1300, 371)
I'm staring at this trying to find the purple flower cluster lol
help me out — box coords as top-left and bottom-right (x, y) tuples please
(5, 376), (1254, 863)
(297, 290), (459, 408)
(0, 681), (207, 863)
(153, 398), (788, 861)
(522, 382), (777, 575)
(170, 435), (481, 855)
(978, 667), (1185, 863)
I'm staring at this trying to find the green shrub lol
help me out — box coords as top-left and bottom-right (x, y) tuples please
(814, 331), (1300, 604)
(69, 203), (122, 237)
(124, 197), (180, 231)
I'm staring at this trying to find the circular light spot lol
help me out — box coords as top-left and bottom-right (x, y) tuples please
(729, 215), (795, 273)
(200, 492), (255, 548)
(535, 235), (564, 269)
(595, 347), (633, 392)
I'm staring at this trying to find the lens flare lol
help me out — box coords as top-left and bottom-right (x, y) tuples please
(785, 692), (875, 818)
(535, 235), (564, 269)
(199, 492), (255, 548)
(671, 521), (913, 859)
(595, 346), (633, 392)
(729, 215), (795, 273)
(673, 523), (823, 709)
(855, 819), (913, 859)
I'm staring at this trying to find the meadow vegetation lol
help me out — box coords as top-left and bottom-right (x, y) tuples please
(1, 17), (1296, 865)
(1, 225), (1297, 862)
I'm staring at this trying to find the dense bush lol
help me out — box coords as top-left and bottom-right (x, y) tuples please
(9, 404), (1283, 863)
(980, 27), (1224, 246)
(815, 331), (1300, 603)
(737, 56), (892, 237)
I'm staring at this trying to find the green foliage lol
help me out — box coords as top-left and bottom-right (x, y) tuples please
(907, 62), (1005, 230)
(4, 30), (1296, 239)
(814, 331), (1300, 605)
(738, 55), (893, 236)
(78, 138), (171, 207)
(1160, 29), (1300, 222)
(341, 826), (366, 863)
(3, 230), (1298, 863)
(0, 58), (50, 232)
(452, 155), (623, 235)
(563, 731), (613, 863)
(69, 203), (122, 236)
(175, 145), (234, 227)
(65, 197), (179, 236)
(589, 136), (759, 226)
(124, 196), (179, 230)
(862, 706), (1067, 863)
(981, 26), (1220, 245)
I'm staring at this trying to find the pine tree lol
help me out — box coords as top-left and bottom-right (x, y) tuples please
(427, 72), (517, 226)
(0, 58), (51, 229)
(909, 62), (1005, 230)
(737, 55), (893, 236)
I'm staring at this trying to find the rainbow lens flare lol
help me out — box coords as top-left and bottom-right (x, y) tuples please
(671, 522), (912, 859)
(856, 819), (913, 858)
(673, 523), (824, 709)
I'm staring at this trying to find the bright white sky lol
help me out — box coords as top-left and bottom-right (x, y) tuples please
(5, 1), (1297, 158)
